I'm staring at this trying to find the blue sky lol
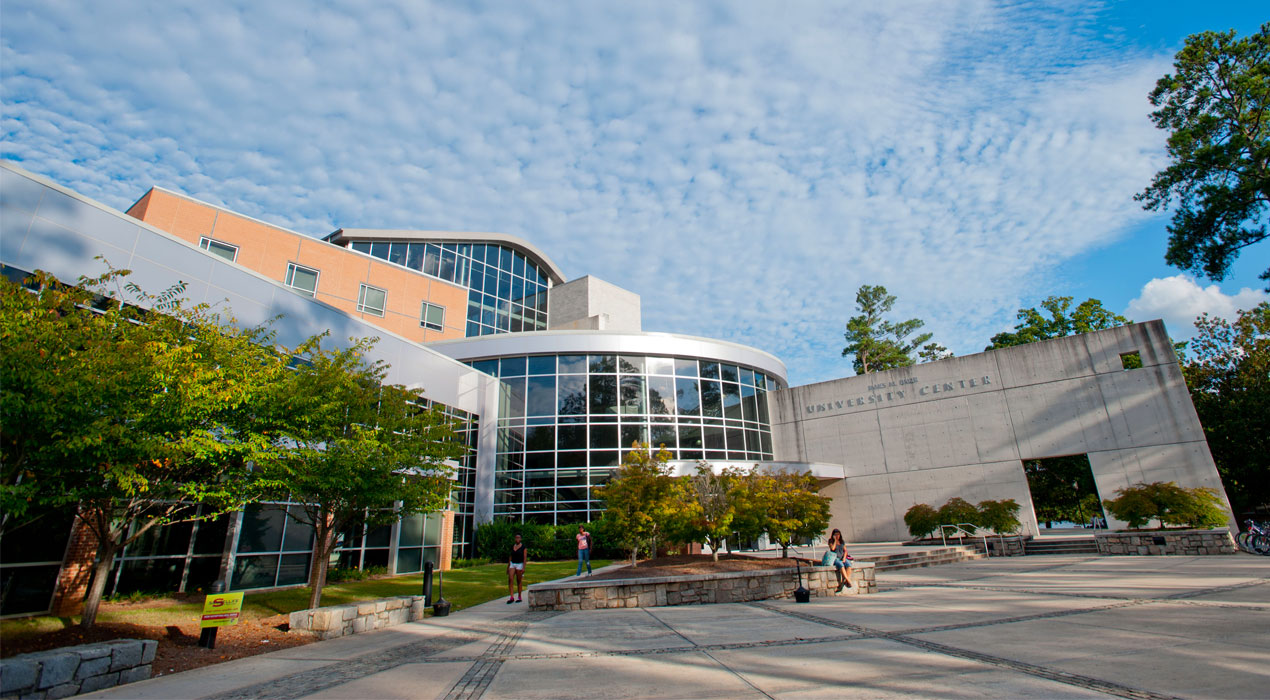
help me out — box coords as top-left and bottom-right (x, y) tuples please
(2, 1), (1266, 385)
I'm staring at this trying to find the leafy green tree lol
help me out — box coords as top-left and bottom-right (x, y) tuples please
(1023, 455), (1105, 526)
(903, 503), (940, 539)
(1103, 481), (1229, 530)
(987, 296), (1130, 350)
(593, 442), (680, 566)
(265, 335), (462, 609)
(976, 499), (1022, 534)
(1182, 302), (1269, 516)
(936, 497), (980, 530)
(733, 469), (831, 558)
(842, 285), (935, 374)
(676, 462), (743, 561)
(1135, 24), (1270, 287)
(0, 269), (283, 626)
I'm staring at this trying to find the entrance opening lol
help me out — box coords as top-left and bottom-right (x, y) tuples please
(1023, 454), (1107, 529)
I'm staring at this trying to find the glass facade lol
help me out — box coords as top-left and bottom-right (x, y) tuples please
(346, 240), (551, 336)
(469, 353), (780, 525)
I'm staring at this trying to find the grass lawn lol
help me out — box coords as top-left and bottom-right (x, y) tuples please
(1, 559), (608, 642)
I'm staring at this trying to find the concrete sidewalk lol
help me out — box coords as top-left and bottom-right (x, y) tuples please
(88, 554), (1269, 699)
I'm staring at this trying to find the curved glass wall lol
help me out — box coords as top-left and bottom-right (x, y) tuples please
(468, 353), (780, 525)
(346, 240), (550, 336)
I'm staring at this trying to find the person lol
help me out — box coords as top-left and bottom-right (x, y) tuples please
(576, 525), (592, 576)
(507, 533), (527, 603)
(826, 528), (853, 591)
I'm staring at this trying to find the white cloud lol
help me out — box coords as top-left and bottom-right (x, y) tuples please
(0, 0), (1181, 383)
(1126, 276), (1267, 339)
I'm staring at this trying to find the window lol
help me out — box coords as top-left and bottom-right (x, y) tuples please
(1119, 351), (1142, 370)
(199, 237), (238, 262)
(421, 301), (445, 331)
(357, 284), (387, 317)
(284, 263), (319, 297)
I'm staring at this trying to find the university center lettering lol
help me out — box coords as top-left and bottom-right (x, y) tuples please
(804, 375), (993, 415)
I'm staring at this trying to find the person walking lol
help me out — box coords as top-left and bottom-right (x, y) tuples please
(576, 525), (592, 576)
(826, 528), (853, 591)
(507, 533), (527, 603)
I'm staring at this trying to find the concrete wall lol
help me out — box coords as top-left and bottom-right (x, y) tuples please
(771, 322), (1234, 541)
(547, 275), (642, 331)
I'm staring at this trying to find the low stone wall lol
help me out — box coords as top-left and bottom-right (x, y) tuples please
(1, 639), (156, 700)
(905, 535), (1028, 556)
(288, 595), (428, 640)
(528, 563), (876, 612)
(1095, 529), (1235, 556)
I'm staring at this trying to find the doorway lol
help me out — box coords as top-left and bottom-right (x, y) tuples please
(1022, 455), (1107, 529)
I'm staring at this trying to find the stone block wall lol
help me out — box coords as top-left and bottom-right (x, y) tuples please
(528, 564), (876, 612)
(1095, 529), (1235, 556)
(288, 595), (427, 640)
(0, 639), (156, 700)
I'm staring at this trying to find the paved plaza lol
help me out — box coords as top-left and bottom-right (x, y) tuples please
(90, 554), (1269, 699)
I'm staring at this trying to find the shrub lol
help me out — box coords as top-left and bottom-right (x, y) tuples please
(475, 520), (623, 562)
(326, 567), (372, 583)
(450, 557), (492, 569)
(937, 497), (980, 529)
(903, 504), (940, 539)
(977, 499), (1022, 534)
(1103, 481), (1229, 529)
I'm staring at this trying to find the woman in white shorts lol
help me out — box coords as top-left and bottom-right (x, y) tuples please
(507, 533), (527, 603)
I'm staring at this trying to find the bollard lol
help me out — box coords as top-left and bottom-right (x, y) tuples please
(198, 581), (226, 649)
(432, 569), (451, 617)
(422, 561), (434, 606)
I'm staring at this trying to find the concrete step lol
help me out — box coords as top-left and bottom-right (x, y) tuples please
(859, 547), (987, 572)
(1025, 538), (1099, 555)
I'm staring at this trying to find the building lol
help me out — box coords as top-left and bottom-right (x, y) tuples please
(0, 161), (1236, 617)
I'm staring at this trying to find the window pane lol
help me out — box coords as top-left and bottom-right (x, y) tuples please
(700, 362), (720, 379)
(351, 241), (372, 254)
(282, 507), (315, 551)
(590, 424), (618, 448)
(558, 355), (587, 374)
(399, 513), (425, 548)
(648, 376), (676, 415)
(723, 383), (742, 419)
(527, 355), (555, 375)
(679, 424), (703, 450)
(407, 243), (425, 270)
(675, 359), (699, 377)
(358, 285), (386, 315)
(389, 242), (408, 266)
(526, 375), (556, 417)
(425, 244), (441, 276)
(232, 555), (278, 589)
(557, 425), (586, 450)
(675, 378), (701, 415)
(286, 265), (318, 296)
(558, 375), (586, 415)
(589, 355), (616, 373)
(647, 356), (675, 375)
(651, 423), (677, 449)
(700, 380), (722, 417)
(237, 505), (286, 553)
(502, 377), (526, 418)
(200, 238), (237, 262)
(721, 364), (739, 383)
(619, 355), (645, 373)
(500, 356), (527, 376)
(620, 423), (647, 448)
(589, 375), (617, 414)
(526, 425), (554, 451)
(370, 242), (390, 260)
(619, 376), (645, 415)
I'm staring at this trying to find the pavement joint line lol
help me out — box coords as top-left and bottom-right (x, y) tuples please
(699, 648), (777, 700)
(441, 611), (561, 700)
(642, 607), (701, 648)
(749, 602), (1183, 700)
(877, 576), (1270, 610)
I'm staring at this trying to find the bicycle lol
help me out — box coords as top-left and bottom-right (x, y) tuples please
(1237, 520), (1270, 555)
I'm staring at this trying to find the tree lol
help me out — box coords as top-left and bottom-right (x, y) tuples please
(676, 462), (743, 561)
(1182, 302), (1269, 516)
(936, 497), (980, 529)
(0, 269), (283, 626)
(1103, 481), (1229, 530)
(733, 468), (831, 558)
(842, 285), (935, 374)
(987, 296), (1131, 350)
(976, 499), (1022, 534)
(265, 335), (462, 610)
(592, 442), (680, 566)
(1135, 25), (1270, 287)
(903, 503), (940, 539)
(1022, 455), (1104, 526)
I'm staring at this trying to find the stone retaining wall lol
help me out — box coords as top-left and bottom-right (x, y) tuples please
(1095, 529), (1235, 556)
(528, 563), (875, 612)
(905, 536), (1028, 556)
(0, 639), (156, 700)
(288, 595), (428, 640)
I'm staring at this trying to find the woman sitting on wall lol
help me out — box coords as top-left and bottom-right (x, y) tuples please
(823, 529), (853, 591)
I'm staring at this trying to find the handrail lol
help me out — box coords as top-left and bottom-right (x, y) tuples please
(939, 523), (990, 556)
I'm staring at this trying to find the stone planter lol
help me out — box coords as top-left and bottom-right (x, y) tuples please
(0, 639), (156, 699)
(527, 563), (876, 612)
(1094, 529), (1235, 556)
(288, 595), (428, 640)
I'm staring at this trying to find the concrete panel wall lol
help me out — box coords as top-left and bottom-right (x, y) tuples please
(772, 322), (1233, 541)
(547, 275), (642, 331)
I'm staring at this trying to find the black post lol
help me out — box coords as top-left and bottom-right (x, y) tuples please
(422, 561), (434, 606)
(432, 569), (451, 617)
(198, 580), (225, 649)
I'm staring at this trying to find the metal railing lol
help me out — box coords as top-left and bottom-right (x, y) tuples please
(939, 523), (990, 556)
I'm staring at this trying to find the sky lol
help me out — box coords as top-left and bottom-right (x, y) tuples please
(2, 0), (1266, 385)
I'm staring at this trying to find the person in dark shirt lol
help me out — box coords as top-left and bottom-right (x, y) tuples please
(507, 533), (527, 604)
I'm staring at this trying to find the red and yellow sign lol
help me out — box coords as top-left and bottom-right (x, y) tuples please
(200, 592), (244, 628)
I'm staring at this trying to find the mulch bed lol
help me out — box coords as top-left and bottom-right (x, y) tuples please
(1, 600), (315, 678)
(586, 554), (812, 581)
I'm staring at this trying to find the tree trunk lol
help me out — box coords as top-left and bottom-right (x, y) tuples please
(780, 541), (789, 558)
(80, 539), (118, 628)
(307, 519), (337, 610)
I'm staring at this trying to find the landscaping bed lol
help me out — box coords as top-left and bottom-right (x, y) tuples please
(588, 554), (809, 581)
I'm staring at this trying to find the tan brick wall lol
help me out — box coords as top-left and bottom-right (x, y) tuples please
(439, 510), (454, 571)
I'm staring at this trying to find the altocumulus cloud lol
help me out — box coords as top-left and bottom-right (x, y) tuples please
(1126, 276), (1267, 340)
(2, 0), (1171, 383)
